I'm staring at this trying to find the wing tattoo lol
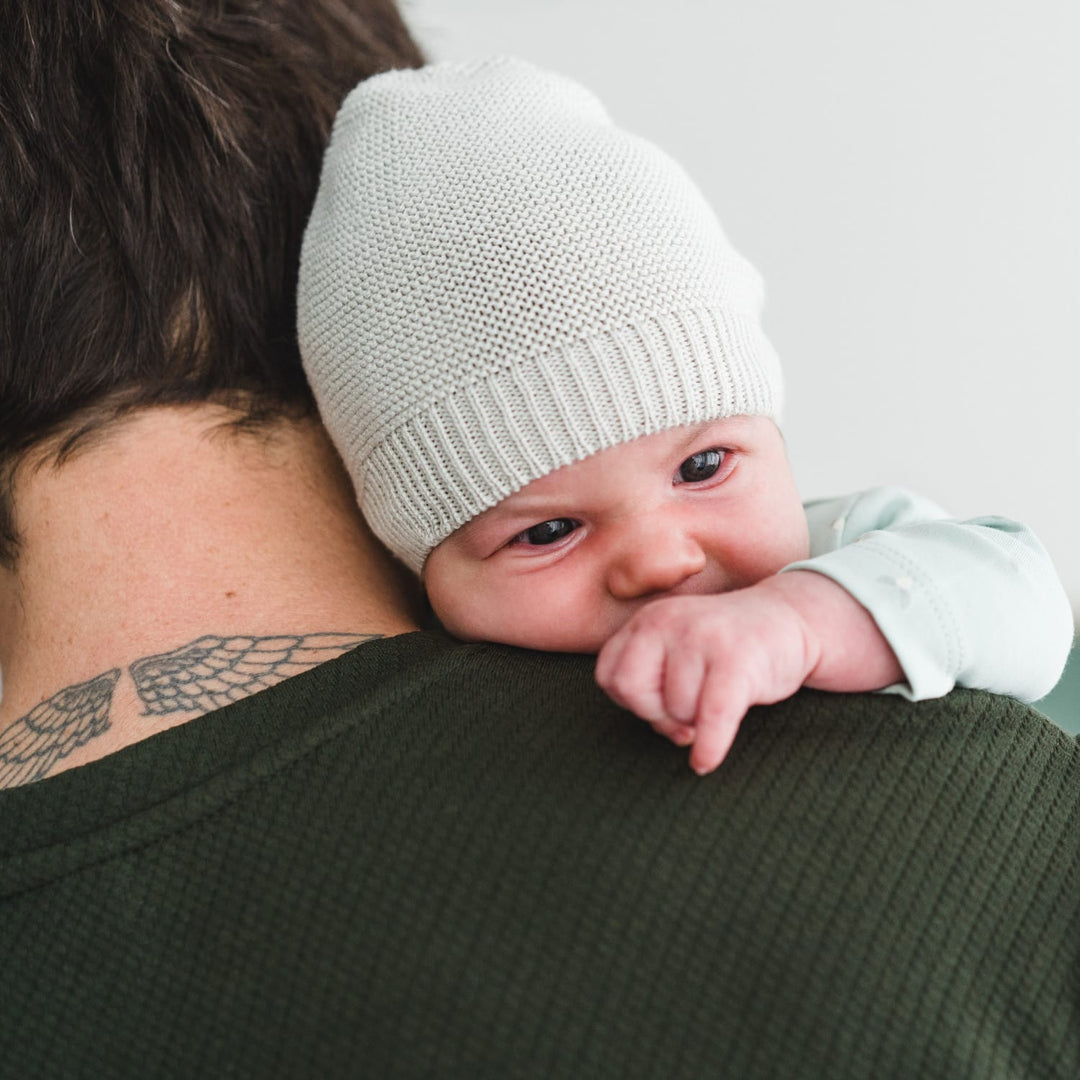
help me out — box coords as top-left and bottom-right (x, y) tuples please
(129, 633), (379, 716)
(0, 669), (120, 787)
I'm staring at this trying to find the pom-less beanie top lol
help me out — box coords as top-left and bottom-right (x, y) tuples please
(298, 57), (783, 572)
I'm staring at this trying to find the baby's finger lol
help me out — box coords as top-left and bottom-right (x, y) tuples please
(688, 670), (749, 775)
(688, 709), (742, 775)
(647, 717), (695, 746)
(662, 647), (706, 725)
(594, 623), (633, 688)
(596, 626), (669, 724)
(666, 724), (696, 748)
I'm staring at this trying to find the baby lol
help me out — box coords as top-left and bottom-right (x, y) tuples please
(298, 58), (1073, 774)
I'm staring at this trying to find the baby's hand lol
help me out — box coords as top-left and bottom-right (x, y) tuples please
(595, 571), (905, 775)
(595, 576), (819, 775)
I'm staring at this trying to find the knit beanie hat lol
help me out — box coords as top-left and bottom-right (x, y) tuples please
(298, 56), (783, 572)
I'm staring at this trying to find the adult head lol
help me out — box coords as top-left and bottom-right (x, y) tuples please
(0, 0), (423, 565)
(0, 0), (426, 775)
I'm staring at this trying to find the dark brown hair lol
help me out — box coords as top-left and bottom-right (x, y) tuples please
(0, 0), (424, 562)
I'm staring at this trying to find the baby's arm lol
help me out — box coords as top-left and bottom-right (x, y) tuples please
(790, 487), (1073, 701)
(596, 487), (1073, 774)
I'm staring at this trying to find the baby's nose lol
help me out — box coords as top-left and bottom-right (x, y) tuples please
(605, 523), (707, 600)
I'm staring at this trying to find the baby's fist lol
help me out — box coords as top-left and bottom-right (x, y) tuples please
(595, 580), (819, 774)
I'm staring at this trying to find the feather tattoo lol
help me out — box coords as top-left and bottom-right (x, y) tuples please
(0, 669), (120, 787)
(129, 633), (379, 715)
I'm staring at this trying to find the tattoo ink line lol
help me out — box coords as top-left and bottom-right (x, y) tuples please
(129, 633), (381, 716)
(0, 632), (381, 788)
(0, 669), (120, 788)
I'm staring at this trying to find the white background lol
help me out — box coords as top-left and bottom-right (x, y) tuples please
(405, 0), (1080, 615)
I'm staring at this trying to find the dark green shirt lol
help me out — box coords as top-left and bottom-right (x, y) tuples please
(1, 632), (1077, 1077)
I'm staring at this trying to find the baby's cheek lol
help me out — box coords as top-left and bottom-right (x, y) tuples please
(726, 505), (811, 587)
(424, 583), (480, 641)
(762, 487), (812, 567)
(771, 515), (812, 569)
(492, 587), (614, 653)
(483, 582), (616, 653)
(424, 569), (566, 649)
(426, 544), (623, 653)
(423, 554), (485, 641)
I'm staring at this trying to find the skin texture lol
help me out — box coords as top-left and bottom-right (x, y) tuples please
(425, 416), (903, 773)
(0, 406), (421, 784)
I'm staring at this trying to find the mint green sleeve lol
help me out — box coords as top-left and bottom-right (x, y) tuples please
(781, 487), (1074, 702)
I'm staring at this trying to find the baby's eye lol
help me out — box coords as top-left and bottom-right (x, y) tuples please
(513, 518), (578, 546)
(676, 448), (725, 484)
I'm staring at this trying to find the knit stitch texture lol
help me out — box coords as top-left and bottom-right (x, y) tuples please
(1, 634), (1077, 1076)
(298, 57), (783, 569)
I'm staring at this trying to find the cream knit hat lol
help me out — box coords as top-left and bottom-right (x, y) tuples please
(298, 57), (783, 572)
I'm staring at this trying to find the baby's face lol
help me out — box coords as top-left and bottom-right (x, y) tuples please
(424, 416), (810, 653)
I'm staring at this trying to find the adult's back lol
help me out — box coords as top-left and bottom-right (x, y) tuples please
(2, 633), (1075, 1077)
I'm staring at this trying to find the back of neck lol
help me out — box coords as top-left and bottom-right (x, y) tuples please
(0, 406), (420, 786)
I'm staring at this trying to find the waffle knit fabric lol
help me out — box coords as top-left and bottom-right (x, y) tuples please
(298, 57), (784, 571)
(1, 634), (1077, 1077)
